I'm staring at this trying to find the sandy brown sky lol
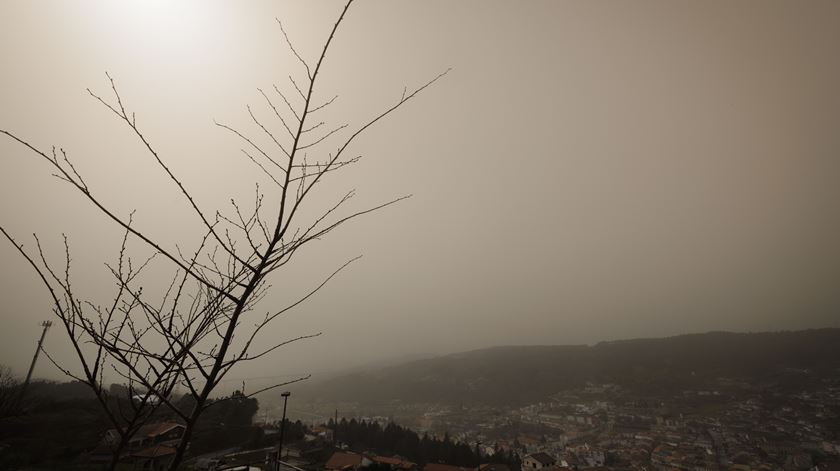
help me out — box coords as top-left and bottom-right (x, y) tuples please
(1, 1), (839, 389)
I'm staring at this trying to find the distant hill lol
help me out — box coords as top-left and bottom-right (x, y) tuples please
(285, 329), (840, 406)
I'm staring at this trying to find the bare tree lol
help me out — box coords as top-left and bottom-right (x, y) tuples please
(0, 223), (183, 470)
(0, 1), (447, 469)
(0, 365), (22, 419)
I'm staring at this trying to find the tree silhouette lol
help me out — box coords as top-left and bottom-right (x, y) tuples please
(0, 366), (21, 418)
(0, 1), (447, 469)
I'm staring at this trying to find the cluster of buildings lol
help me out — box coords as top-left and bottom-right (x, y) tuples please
(83, 374), (840, 471)
(324, 451), (509, 471)
(91, 421), (185, 470)
(331, 376), (840, 471)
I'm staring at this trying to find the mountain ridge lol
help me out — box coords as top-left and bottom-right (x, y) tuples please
(280, 328), (840, 407)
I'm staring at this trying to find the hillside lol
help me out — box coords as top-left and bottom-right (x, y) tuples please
(285, 329), (840, 406)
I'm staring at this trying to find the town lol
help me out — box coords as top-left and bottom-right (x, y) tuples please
(277, 374), (840, 471)
(36, 372), (834, 470)
(4, 330), (840, 470)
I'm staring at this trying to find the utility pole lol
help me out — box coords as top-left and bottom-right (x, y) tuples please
(20, 320), (52, 403)
(275, 391), (291, 471)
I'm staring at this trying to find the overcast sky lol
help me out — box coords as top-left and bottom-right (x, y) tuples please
(1, 1), (839, 389)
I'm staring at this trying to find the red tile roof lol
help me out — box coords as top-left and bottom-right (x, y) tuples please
(326, 452), (364, 470)
(136, 422), (184, 438)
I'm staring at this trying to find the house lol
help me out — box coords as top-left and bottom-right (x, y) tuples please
(92, 422), (185, 467)
(567, 444), (605, 468)
(128, 422), (186, 449)
(560, 452), (581, 469)
(311, 425), (335, 442)
(523, 452), (556, 470)
(127, 423), (184, 470)
(325, 451), (371, 471)
(372, 455), (417, 470)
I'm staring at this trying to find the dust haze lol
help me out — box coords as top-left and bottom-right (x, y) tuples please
(1, 0), (839, 394)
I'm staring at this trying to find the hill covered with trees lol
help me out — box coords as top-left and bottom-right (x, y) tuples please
(330, 418), (519, 467)
(289, 329), (840, 406)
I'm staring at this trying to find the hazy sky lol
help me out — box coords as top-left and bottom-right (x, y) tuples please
(1, 1), (839, 389)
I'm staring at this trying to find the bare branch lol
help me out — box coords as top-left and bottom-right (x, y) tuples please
(88, 76), (257, 273)
(247, 104), (290, 157)
(288, 75), (306, 101)
(0, 130), (235, 302)
(276, 18), (312, 80)
(298, 123), (347, 151)
(310, 95), (338, 114)
(258, 87), (296, 138)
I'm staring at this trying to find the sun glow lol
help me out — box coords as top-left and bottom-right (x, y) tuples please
(90, 0), (228, 57)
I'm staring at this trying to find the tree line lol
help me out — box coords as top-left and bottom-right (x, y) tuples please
(328, 418), (521, 469)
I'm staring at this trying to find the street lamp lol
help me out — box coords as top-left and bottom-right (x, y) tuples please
(276, 391), (291, 471)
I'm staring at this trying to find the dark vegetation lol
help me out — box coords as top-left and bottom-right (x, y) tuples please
(0, 366), (24, 419)
(0, 392), (109, 468)
(0, 381), (262, 469)
(3, 329), (838, 468)
(288, 329), (840, 406)
(330, 418), (520, 468)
